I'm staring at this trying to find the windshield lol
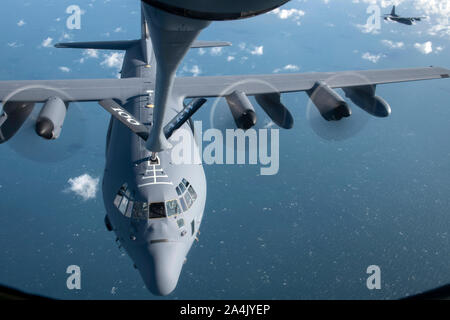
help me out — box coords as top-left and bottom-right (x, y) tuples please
(149, 202), (166, 219)
(166, 199), (181, 216)
(131, 201), (170, 219)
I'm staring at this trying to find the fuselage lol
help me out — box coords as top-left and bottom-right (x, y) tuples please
(102, 40), (206, 296)
(384, 15), (418, 25)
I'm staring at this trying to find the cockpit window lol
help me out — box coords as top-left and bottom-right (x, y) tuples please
(187, 186), (197, 201)
(175, 178), (198, 213)
(179, 197), (187, 211)
(114, 184), (173, 220)
(149, 202), (166, 219)
(166, 199), (181, 216)
(132, 202), (148, 220)
(118, 196), (129, 214)
(114, 183), (134, 217)
(184, 192), (193, 208)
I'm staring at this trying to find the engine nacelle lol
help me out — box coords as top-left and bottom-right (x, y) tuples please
(255, 92), (294, 129)
(225, 90), (257, 130)
(342, 86), (391, 118)
(36, 96), (68, 140)
(307, 81), (351, 121)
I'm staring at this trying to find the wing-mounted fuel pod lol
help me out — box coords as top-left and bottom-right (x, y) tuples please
(342, 85), (391, 118)
(255, 92), (294, 129)
(225, 90), (257, 130)
(307, 81), (351, 121)
(36, 97), (68, 140)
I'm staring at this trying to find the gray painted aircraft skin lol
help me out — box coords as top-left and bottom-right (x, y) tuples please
(0, 1), (449, 296)
(384, 5), (424, 26)
(102, 42), (207, 295)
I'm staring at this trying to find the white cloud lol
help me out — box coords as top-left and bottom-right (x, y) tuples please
(250, 46), (264, 55)
(198, 48), (206, 56)
(210, 47), (223, 56)
(183, 65), (201, 77)
(59, 66), (71, 73)
(273, 64), (300, 73)
(66, 174), (99, 201)
(41, 37), (53, 48)
(101, 52), (124, 69)
(270, 8), (305, 25)
(227, 56), (235, 62)
(356, 22), (380, 35)
(7, 42), (22, 48)
(238, 42), (265, 57)
(284, 64), (300, 71)
(381, 39), (405, 49)
(84, 49), (99, 59)
(17, 20), (26, 27)
(414, 41), (433, 54)
(61, 33), (72, 40)
(114, 27), (123, 33)
(362, 52), (384, 63)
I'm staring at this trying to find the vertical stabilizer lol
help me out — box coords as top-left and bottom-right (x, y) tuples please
(391, 6), (396, 16)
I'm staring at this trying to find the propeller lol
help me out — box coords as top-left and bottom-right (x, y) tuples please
(5, 102), (87, 163)
(208, 95), (278, 159)
(305, 72), (373, 142)
(0, 87), (88, 163)
(305, 98), (370, 142)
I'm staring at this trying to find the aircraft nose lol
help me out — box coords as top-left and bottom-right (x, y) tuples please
(140, 241), (186, 296)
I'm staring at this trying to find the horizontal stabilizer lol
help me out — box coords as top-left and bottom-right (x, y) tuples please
(55, 40), (140, 50)
(191, 41), (231, 48)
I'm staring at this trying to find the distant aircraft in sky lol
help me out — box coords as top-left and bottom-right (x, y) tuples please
(383, 5), (425, 25)
(0, 0), (449, 296)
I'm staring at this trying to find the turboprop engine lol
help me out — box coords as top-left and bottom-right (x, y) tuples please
(225, 90), (257, 130)
(307, 81), (352, 121)
(35, 96), (68, 140)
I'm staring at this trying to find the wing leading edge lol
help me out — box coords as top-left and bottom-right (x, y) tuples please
(173, 67), (450, 99)
(0, 78), (149, 103)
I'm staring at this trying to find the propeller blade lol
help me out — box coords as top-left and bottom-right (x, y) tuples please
(5, 102), (87, 163)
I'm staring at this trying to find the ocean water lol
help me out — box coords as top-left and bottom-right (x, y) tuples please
(0, 0), (449, 299)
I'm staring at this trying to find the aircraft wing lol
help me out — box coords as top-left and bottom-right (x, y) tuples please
(173, 67), (449, 98)
(0, 78), (149, 103)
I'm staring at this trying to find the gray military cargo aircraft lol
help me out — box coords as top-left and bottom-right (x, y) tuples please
(383, 5), (425, 25)
(0, 0), (449, 296)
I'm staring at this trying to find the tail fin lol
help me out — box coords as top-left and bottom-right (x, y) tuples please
(391, 5), (396, 16)
(54, 40), (139, 50)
